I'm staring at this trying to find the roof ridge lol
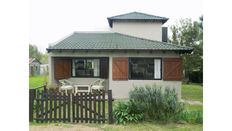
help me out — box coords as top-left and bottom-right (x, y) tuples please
(132, 12), (168, 19)
(107, 12), (135, 19)
(108, 11), (168, 19)
(74, 31), (113, 34)
(114, 32), (192, 49)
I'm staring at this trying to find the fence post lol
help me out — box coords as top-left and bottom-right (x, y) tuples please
(43, 84), (47, 92)
(29, 89), (36, 122)
(108, 90), (113, 124)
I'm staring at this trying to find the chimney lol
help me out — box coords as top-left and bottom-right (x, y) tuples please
(162, 27), (168, 42)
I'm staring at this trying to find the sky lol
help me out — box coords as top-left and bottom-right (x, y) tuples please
(30, 0), (202, 53)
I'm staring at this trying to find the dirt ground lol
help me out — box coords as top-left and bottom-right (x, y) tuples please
(30, 122), (203, 131)
(30, 123), (101, 131)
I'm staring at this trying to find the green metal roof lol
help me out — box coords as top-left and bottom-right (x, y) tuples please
(47, 32), (192, 53)
(107, 12), (169, 27)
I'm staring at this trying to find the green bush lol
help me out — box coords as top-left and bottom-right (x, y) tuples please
(189, 71), (203, 83)
(174, 110), (203, 124)
(129, 84), (184, 121)
(113, 100), (145, 124)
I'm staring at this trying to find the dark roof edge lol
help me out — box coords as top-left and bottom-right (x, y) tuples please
(107, 18), (169, 28)
(47, 48), (193, 54)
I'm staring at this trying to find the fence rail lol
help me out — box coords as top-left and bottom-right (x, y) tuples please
(29, 89), (113, 124)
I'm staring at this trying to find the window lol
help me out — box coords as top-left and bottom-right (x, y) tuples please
(54, 57), (108, 79)
(129, 58), (162, 80)
(72, 58), (100, 77)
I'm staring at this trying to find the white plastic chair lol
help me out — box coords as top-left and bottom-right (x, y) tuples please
(58, 79), (66, 86)
(58, 79), (74, 95)
(90, 79), (105, 92)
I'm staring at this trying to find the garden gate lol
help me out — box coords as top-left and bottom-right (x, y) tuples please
(29, 88), (113, 124)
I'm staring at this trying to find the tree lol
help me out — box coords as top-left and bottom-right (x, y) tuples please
(170, 16), (203, 83)
(170, 25), (178, 44)
(40, 53), (48, 64)
(29, 44), (42, 61)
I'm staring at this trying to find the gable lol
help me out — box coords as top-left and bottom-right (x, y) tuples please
(29, 58), (41, 65)
(107, 12), (169, 27)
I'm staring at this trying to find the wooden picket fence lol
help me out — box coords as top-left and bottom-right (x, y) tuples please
(29, 88), (113, 124)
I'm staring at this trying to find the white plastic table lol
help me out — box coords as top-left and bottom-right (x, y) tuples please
(74, 85), (90, 94)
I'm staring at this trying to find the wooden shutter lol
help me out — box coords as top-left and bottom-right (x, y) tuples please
(54, 58), (71, 80)
(100, 58), (109, 78)
(163, 58), (182, 81)
(112, 57), (128, 80)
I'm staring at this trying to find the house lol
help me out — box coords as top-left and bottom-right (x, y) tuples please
(29, 58), (41, 76)
(46, 12), (193, 99)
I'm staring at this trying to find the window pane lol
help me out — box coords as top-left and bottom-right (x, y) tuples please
(72, 58), (100, 77)
(85, 59), (93, 76)
(130, 58), (154, 79)
(76, 59), (86, 76)
(93, 59), (100, 77)
(154, 59), (161, 79)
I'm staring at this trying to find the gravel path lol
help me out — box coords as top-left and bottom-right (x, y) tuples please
(181, 99), (203, 105)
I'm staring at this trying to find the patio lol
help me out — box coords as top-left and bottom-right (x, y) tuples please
(58, 79), (106, 95)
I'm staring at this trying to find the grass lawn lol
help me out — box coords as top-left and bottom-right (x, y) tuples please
(185, 104), (203, 112)
(29, 75), (48, 89)
(181, 83), (203, 102)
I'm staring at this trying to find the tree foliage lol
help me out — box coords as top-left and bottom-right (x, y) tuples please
(170, 16), (203, 83)
(170, 26), (179, 44)
(29, 44), (42, 61)
(40, 53), (48, 64)
(29, 44), (48, 64)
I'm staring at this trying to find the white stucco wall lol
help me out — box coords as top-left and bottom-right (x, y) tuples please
(48, 56), (55, 85)
(112, 21), (162, 41)
(48, 50), (181, 99)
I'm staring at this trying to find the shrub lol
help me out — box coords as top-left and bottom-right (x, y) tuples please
(129, 84), (184, 121)
(113, 100), (145, 124)
(189, 71), (203, 83)
(174, 110), (203, 124)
